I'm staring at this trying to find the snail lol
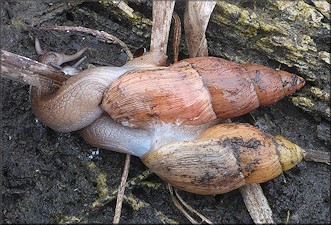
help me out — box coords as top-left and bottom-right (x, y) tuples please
(31, 50), (305, 133)
(142, 123), (314, 195)
(82, 120), (330, 196)
(102, 57), (305, 128)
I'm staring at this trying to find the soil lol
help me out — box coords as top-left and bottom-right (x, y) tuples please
(1, 1), (330, 224)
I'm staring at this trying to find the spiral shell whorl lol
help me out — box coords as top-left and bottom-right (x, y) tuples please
(275, 136), (304, 171)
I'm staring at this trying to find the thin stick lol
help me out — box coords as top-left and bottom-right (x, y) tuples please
(239, 184), (275, 224)
(168, 184), (213, 224)
(303, 149), (330, 165)
(150, 0), (176, 54)
(174, 188), (213, 224)
(171, 12), (181, 63)
(38, 25), (133, 60)
(168, 184), (199, 224)
(113, 154), (131, 224)
(184, 1), (216, 57)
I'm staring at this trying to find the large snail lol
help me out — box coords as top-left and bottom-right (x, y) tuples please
(102, 57), (305, 128)
(31, 49), (305, 132)
(28, 41), (329, 197)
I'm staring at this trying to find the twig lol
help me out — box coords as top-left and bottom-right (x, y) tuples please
(239, 184), (275, 224)
(150, 0), (176, 54)
(303, 149), (330, 165)
(173, 187), (213, 224)
(171, 12), (181, 63)
(168, 185), (198, 224)
(113, 154), (131, 224)
(184, 1), (216, 57)
(112, 0), (134, 18)
(38, 25), (134, 60)
(168, 184), (213, 224)
(285, 210), (290, 224)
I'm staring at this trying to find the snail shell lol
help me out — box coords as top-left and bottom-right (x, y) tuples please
(102, 57), (305, 128)
(141, 123), (303, 195)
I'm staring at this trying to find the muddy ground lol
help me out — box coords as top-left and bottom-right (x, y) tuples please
(1, 1), (330, 224)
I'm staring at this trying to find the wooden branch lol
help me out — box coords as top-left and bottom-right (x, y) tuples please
(150, 0), (176, 54)
(113, 154), (131, 224)
(239, 184), (275, 224)
(1, 49), (69, 89)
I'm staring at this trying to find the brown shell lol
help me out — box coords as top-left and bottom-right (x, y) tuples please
(142, 123), (284, 195)
(183, 57), (305, 116)
(102, 57), (305, 127)
(241, 64), (305, 105)
(182, 57), (259, 118)
(102, 61), (217, 128)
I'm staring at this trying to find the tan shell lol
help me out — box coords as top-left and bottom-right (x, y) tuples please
(142, 123), (286, 195)
(198, 123), (283, 184)
(142, 139), (246, 195)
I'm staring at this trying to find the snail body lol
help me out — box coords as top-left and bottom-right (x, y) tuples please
(31, 50), (304, 133)
(79, 114), (219, 156)
(142, 123), (303, 195)
(30, 66), (133, 132)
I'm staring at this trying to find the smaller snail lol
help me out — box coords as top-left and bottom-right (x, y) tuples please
(142, 123), (329, 195)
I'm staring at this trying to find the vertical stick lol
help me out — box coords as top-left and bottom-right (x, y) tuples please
(171, 12), (181, 63)
(113, 154), (131, 224)
(239, 184), (275, 224)
(184, 1), (216, 57)
(150, 0), (176, 54)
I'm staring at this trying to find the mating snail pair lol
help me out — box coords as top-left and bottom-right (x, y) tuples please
(30, 40), (328, 195)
